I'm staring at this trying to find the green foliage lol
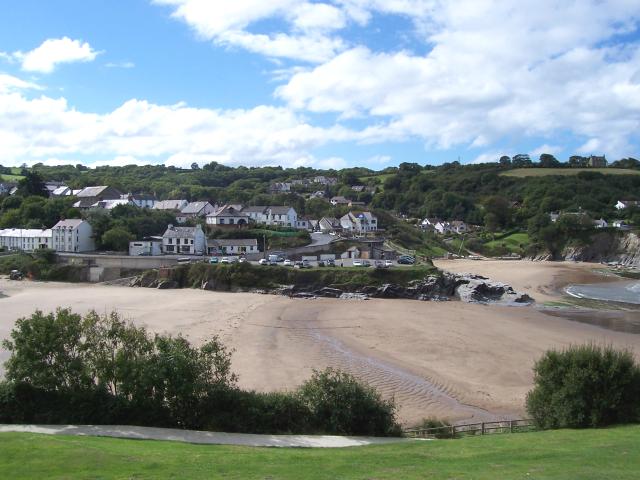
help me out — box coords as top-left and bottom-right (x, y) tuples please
(526, 344), (640, 429)
(101, 227), (134, 251)
(0, 309), (398, 436)
(417, 417), (456, 438)
(298, 368), (400, 436)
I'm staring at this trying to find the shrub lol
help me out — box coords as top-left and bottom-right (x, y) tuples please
(297, 368), (400, 436)
(526, 344), (640, 429)
(417, 417), (456, 438)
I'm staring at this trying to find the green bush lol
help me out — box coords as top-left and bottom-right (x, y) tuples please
(1, 308), (400, 436)
(526, 344), (640, 429)
(298, 368), (400, 436)
(417, 417), (456, 438)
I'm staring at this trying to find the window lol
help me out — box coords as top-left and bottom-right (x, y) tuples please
(220, 218), (225, 224)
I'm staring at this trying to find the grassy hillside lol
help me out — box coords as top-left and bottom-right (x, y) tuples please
(0, 174), (25, 182)
(2, 426), (639, 479)
(501, 168), (640, 177)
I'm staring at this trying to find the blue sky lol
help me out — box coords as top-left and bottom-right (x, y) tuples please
(0, 0), (639, 169)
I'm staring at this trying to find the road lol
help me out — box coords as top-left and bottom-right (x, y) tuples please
(0, 425), (417, 448)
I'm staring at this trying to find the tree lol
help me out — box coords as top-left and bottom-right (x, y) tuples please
(539, 153), (560, 168)
(297, 368), (400, 436)
(499, 155), (512, 166)
(526, 344), (640, 429)
(17, 171), (47, 197)
(101, 227), (134, 251)
(191, 162), (200, 170)
(2, 309), (94, 391)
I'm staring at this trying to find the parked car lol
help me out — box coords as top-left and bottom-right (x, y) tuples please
(325, 259), (335, 267)
(283, 259), (293, 266)
(302, 259), (311, 268)
(317, 260), (325, 267)
(294, 261), (304, 269)
(209, 257), (219, 264)
(220, 257), (230, 264)
(238, 257), (246, 263)
(352, 259), (363, 267)
(177, 257), (191, 264)
(258, 258), (269, 265)
(9, 269), (23, 280)
(362, 260), (371, 267)
(384, 259), (394, 267)
(374, 260), (385, 269)
(397, 255), (415, 265)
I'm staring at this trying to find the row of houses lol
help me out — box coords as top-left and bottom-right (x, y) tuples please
(131, 225), (260, 257)
(0, 219), (95, 253)
(420, 218), (468, 235)
(549, 212), (632, 230)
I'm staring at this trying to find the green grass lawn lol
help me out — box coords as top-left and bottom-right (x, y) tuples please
(501, 168), (640, 177)
(0, 174), (25, 182)
(1, 426), (639, 479)
(483, 232), (531, 252)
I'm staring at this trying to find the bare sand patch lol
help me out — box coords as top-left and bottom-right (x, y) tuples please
(1, 261), (639, 426)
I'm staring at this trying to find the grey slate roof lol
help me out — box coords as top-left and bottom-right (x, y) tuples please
(162, 226), (200, 238)
(266, 206), (293, 215)
(180, 201), (211, 214)
(208, 238), (258, 247)
(154, 200), (187, 210)
(76, 186), (110, 197)
(53, 219), (85, 228)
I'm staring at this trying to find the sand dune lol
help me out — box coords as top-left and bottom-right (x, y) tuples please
(1, 261), (639, 426)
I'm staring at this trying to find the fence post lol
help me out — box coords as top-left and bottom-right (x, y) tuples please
(509, 420), (513, 433)
(481, 422), (485, 435)
(450, 425), (455, 438)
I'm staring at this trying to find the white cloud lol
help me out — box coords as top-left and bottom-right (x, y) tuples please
(105, 61), (135, 69)
(0, 73), (42, 93)
(531, 144), (563, 158)
(13, 37), (99, 73)
(0, 81), (355, 167)
(275, 0), (640, 157)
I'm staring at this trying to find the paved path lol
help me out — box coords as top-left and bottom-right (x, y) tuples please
(0, 424), (419, 448)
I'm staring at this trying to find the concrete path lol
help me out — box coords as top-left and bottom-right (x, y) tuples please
(0, 424), (419, 448)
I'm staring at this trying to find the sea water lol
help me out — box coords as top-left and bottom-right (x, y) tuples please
(566, 281), (640, 305)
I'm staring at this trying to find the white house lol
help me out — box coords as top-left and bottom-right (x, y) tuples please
(129, 236), (163, 256)
(206, 204), (250, 226)
(615, 200), (640, 210)
(207, 238), (259, 255)
(313, 176), (338, 186)
(318, 217), (341, 234)
(450, 221), (468, 234)
(330, 196), (351, 206)
(126, 193), (156, 208)
(176, 201), (216, 224)
(593, 218), (608, 228)
(162, 224), (206, 255)
(420, 218), (439, 232)
(51, 185), (71, 197)
(435, 221), (452, 235)
(0, 228), (52, 251)
(93, 198), (134, 210)
(340, 212), (378, 234)
(241, 205), (298, 228)
(154, 199), (188, 212)
(613, 220), (631, 230)
(51, 219), (95, 252)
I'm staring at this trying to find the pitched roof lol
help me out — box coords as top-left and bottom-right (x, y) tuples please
(76, 186), (110, 197)
(209, 204), (248, 217)
(154, 200), (187, 210)
(53, 219), (85, 228)
(266, 206), (293, 214)
(208, 238), (258, 247)
(242, 205), (267, 214)
(180, 201), (211, 214)
(162, 225), (201, 238)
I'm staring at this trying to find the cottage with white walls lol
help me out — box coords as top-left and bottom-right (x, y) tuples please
(206, 204), (250, 226)
(207, 238), (259, 255)
(162, 224), (206, 255)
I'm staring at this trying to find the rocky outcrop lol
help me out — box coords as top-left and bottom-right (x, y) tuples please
(131, 269), (533, 305)
(267, 273), (533, 305)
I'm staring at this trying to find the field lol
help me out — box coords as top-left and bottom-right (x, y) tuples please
(0, 174), (25, 182)
(483, 232), (531, 254)
(1, 426), (639, 479)
(501, 168), (640, 177)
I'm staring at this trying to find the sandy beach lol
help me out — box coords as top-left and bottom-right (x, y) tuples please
(1, 260), (639, 426)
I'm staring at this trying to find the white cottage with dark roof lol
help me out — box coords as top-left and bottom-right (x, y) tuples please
(51, 219), (95, 252)
(162, 224), (206, 255)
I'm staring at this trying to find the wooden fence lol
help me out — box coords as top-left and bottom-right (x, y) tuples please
(404, 419), (536, 439)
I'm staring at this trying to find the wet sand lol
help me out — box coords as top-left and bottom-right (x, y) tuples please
(1, 261), (639, 426)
